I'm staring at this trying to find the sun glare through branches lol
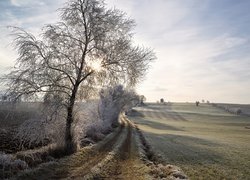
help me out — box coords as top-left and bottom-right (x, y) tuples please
(90, 58), (103, 72)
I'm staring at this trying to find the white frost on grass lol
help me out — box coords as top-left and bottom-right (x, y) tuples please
(15, 105), (67, 149)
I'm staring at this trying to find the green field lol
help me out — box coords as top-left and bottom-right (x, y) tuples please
(129, 103), (250, 180)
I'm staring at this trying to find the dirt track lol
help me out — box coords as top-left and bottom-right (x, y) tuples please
(14, 115), (187, 180)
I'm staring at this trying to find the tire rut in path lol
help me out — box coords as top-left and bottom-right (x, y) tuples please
(89, 117), (148, 180)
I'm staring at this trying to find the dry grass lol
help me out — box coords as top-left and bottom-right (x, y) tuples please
(130, 103), (250, 180)
(0, 102), (41, 128)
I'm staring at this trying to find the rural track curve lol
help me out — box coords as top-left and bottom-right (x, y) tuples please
(14, 114), (187, 180)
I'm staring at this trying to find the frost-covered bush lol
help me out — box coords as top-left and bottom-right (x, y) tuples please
(0, 152), (28, 178)
(98, 85), (123, 127)
(11, 159), (28, 170)
(73, 86), (139, 148)
(73, 101), (108, 148)
(15, 106), (66, 149)
(99, 85), (139, 127)
(16, 118), (51, 148)
(15, 145), (56, 167)
(85, 124), (106, 142)
(0, 152), (13, 168)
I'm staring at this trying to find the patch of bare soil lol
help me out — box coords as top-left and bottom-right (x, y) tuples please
(14, 115), (187, 180)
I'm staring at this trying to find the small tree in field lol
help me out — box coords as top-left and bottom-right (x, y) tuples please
(4, 0), (155, 154)
(160, 98), (164, 103)
(139, 95), (146, 105)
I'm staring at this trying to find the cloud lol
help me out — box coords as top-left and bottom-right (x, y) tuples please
(0, 0), (67, 73)
(111, 0), (250, 103)
(154, 87), (168, 92)
(10, 0), (45, 7)
(1, 0), (250, 103)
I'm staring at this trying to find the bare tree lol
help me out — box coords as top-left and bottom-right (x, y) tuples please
(4, 0), (155, 154)
(160, 98), (164, 103)
(139, 95), (146, 105)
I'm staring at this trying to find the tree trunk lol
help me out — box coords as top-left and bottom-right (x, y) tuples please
(64, 86), (78, 155)
(64, 105), (76, 155)
(63, 55), (90, 154)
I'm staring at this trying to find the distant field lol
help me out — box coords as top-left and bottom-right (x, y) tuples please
(0, 102), (40, 128)
(0, 102), (42, 153)
(215, 103), (250, 116)
(129, 103), (250, 180)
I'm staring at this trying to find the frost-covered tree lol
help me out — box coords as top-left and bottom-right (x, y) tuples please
(5, 0), (155, 154)
(139, 95), (146, 105)
(98, 85), (139, 127)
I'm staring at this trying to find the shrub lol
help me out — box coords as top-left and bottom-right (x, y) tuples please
(98, 85), (139, 128)
(85, 125), (105, 142)
(0, 152), (28, 179)
(15, 107), (66, 150)
(236, 108), (242, 115)
(73, 101), (102, 148)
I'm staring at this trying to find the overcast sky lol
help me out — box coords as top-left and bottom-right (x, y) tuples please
(0, 0), (250, 104)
